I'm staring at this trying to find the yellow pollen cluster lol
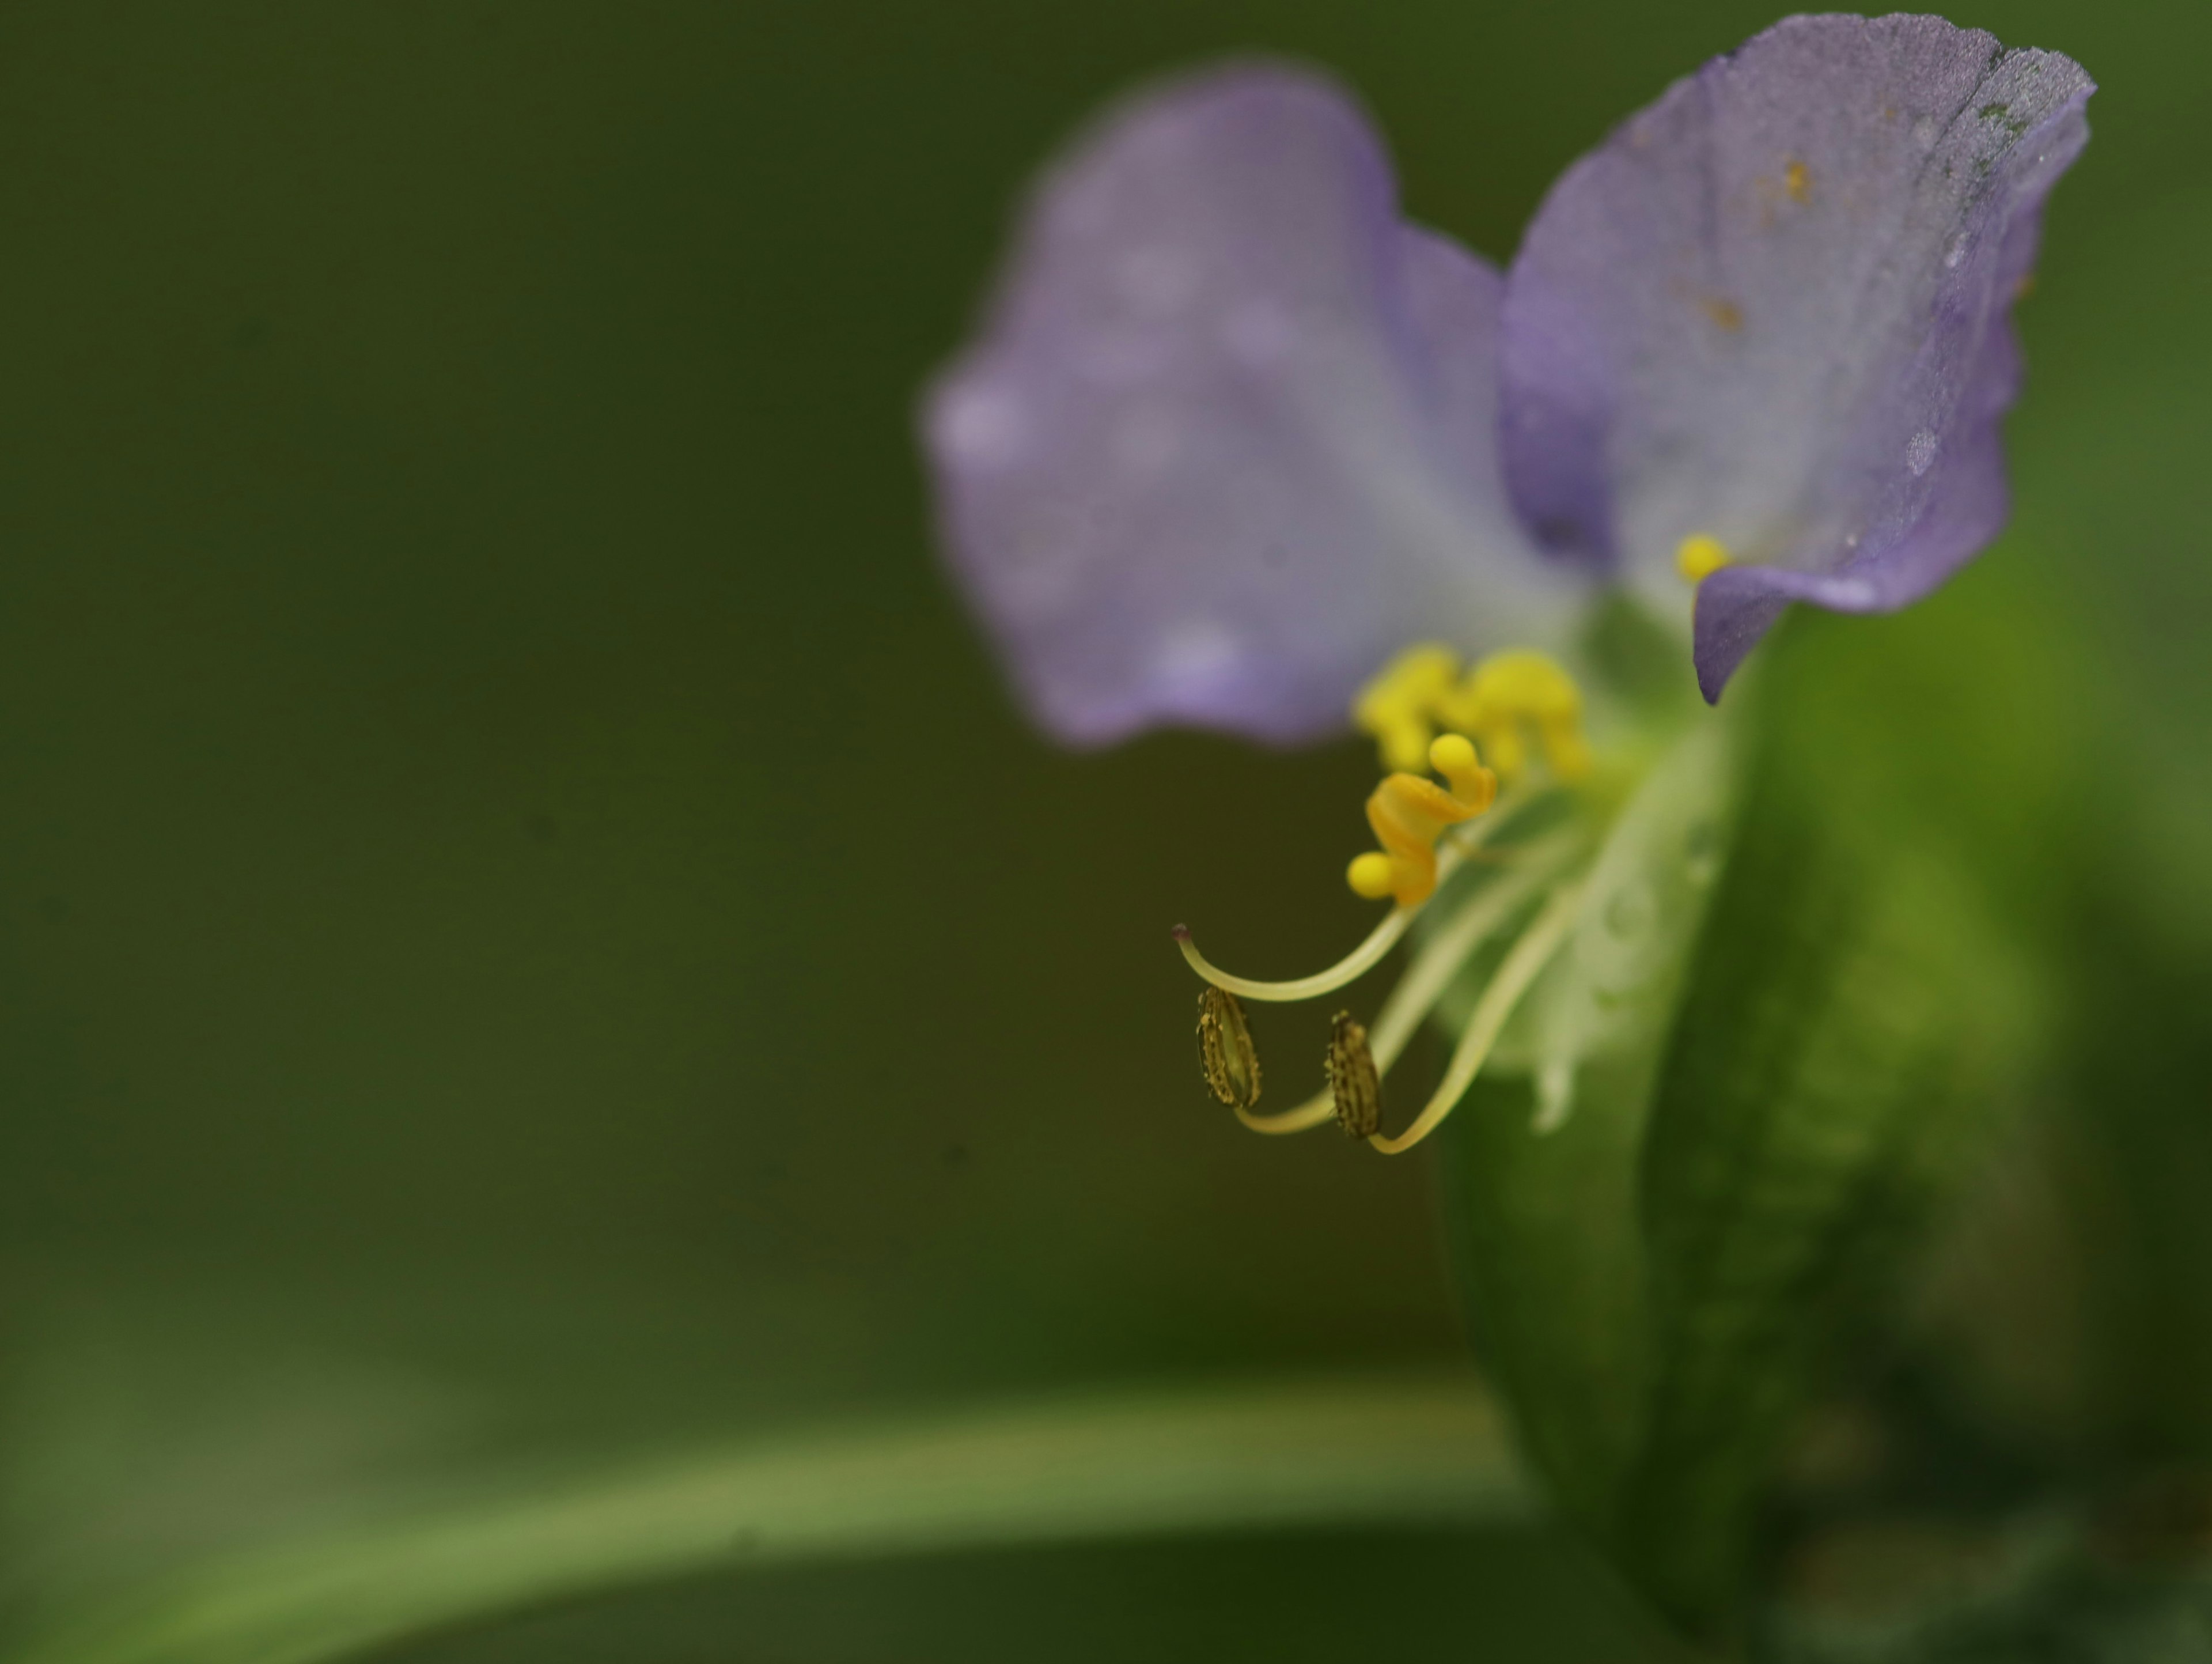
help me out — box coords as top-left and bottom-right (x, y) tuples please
(1346, 733), (1496, 907)
(1458, 651), (1592, 784)
(1351, 644), (1460, 774)
(1354, 643), (1593, 786)
(1345, 644), (1594, 907)
(1675, 532), (1734, 583)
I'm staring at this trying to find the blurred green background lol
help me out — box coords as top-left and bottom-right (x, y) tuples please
(0, 2), (2203, 1657)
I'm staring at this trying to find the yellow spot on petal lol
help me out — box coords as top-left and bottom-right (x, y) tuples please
(1701, 296), (1744, 332)
(1785, 159), (1812, 204)
(1675, 533), (1734, 584)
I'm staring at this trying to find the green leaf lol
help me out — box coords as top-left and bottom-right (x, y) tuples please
(1442, 601), (2048, 1635)
(1442, 713), (1741, 1539)
(1620, 721), (2035, 1622)
(14, 1376), (1527, 1664)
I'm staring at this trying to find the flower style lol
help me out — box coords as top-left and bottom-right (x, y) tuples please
(921, 14), (2091, 1152)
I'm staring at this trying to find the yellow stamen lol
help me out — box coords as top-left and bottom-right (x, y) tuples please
(1354, 645), (1592, 789)
(1351, 643), (1459, 774)
(1675, 533), (1734, 584)
(1441, 651), (1592, 786)
(1348, 735), (1497, 908)
(1785, 159), (1812, 205)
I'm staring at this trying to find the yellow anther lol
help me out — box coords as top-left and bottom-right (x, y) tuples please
(1345, 646), (1585, 902)
(1344, 735), (1497, 909)
(1355, 644), (1590, 785)
(1353, 643), (1459, 774)
(1427, 732), (1495, 809)
(1351, 767), (1488, 908)
(1675, 533), (1734, 584)
(1785, 160), (1812, 204)
(1346, 852), (1398, 901)
(1196, 986), (1263, 1113)
(1441, 651), (1592, 786)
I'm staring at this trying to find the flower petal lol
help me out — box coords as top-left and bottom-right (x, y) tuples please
(1498, 15), (2092, 700)
(923, 66), (1573, 747)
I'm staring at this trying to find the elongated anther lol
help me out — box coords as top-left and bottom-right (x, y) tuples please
(1196, 986), (1262, 1113)
(1326, 1012), (1381, 1139)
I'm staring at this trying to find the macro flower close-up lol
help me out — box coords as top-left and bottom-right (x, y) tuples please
(3, 5), (2210, 1662)
(925, 14), (2090, 1166)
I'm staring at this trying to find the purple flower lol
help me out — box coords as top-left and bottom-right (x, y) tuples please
(922, 15), (2092, 729)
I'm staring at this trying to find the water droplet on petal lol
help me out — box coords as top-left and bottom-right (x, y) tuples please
(1224, 300), (1294, 368)
(1944, 234), (1969, 270)
(1112, 406), (1180, 481)
(1152, 621), (1243, 700)
(937, 385), (1025, 470)
(1906, 428), (1939, 477)
(1683, 821), (1722, 888)
(1604, 881), (1655, 942)
(1532, 1060), (1575, 1134)
(1116, 246), (1196, 317)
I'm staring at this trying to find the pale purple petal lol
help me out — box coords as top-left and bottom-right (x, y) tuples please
(922, 66), (1574, 747)
(1498, 15), (2093, 700)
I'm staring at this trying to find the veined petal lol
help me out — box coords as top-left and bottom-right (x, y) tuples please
(1498, 15), (2093, 700)
(923, 66), (1576, 747)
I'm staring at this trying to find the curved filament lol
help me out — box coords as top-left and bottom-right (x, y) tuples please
(1369, 882), (1584, 1156)
(1234, 1096), (1339, 1136)
(1231, 831), (1584, 1136)
(1173, 792), (1544, 1004)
